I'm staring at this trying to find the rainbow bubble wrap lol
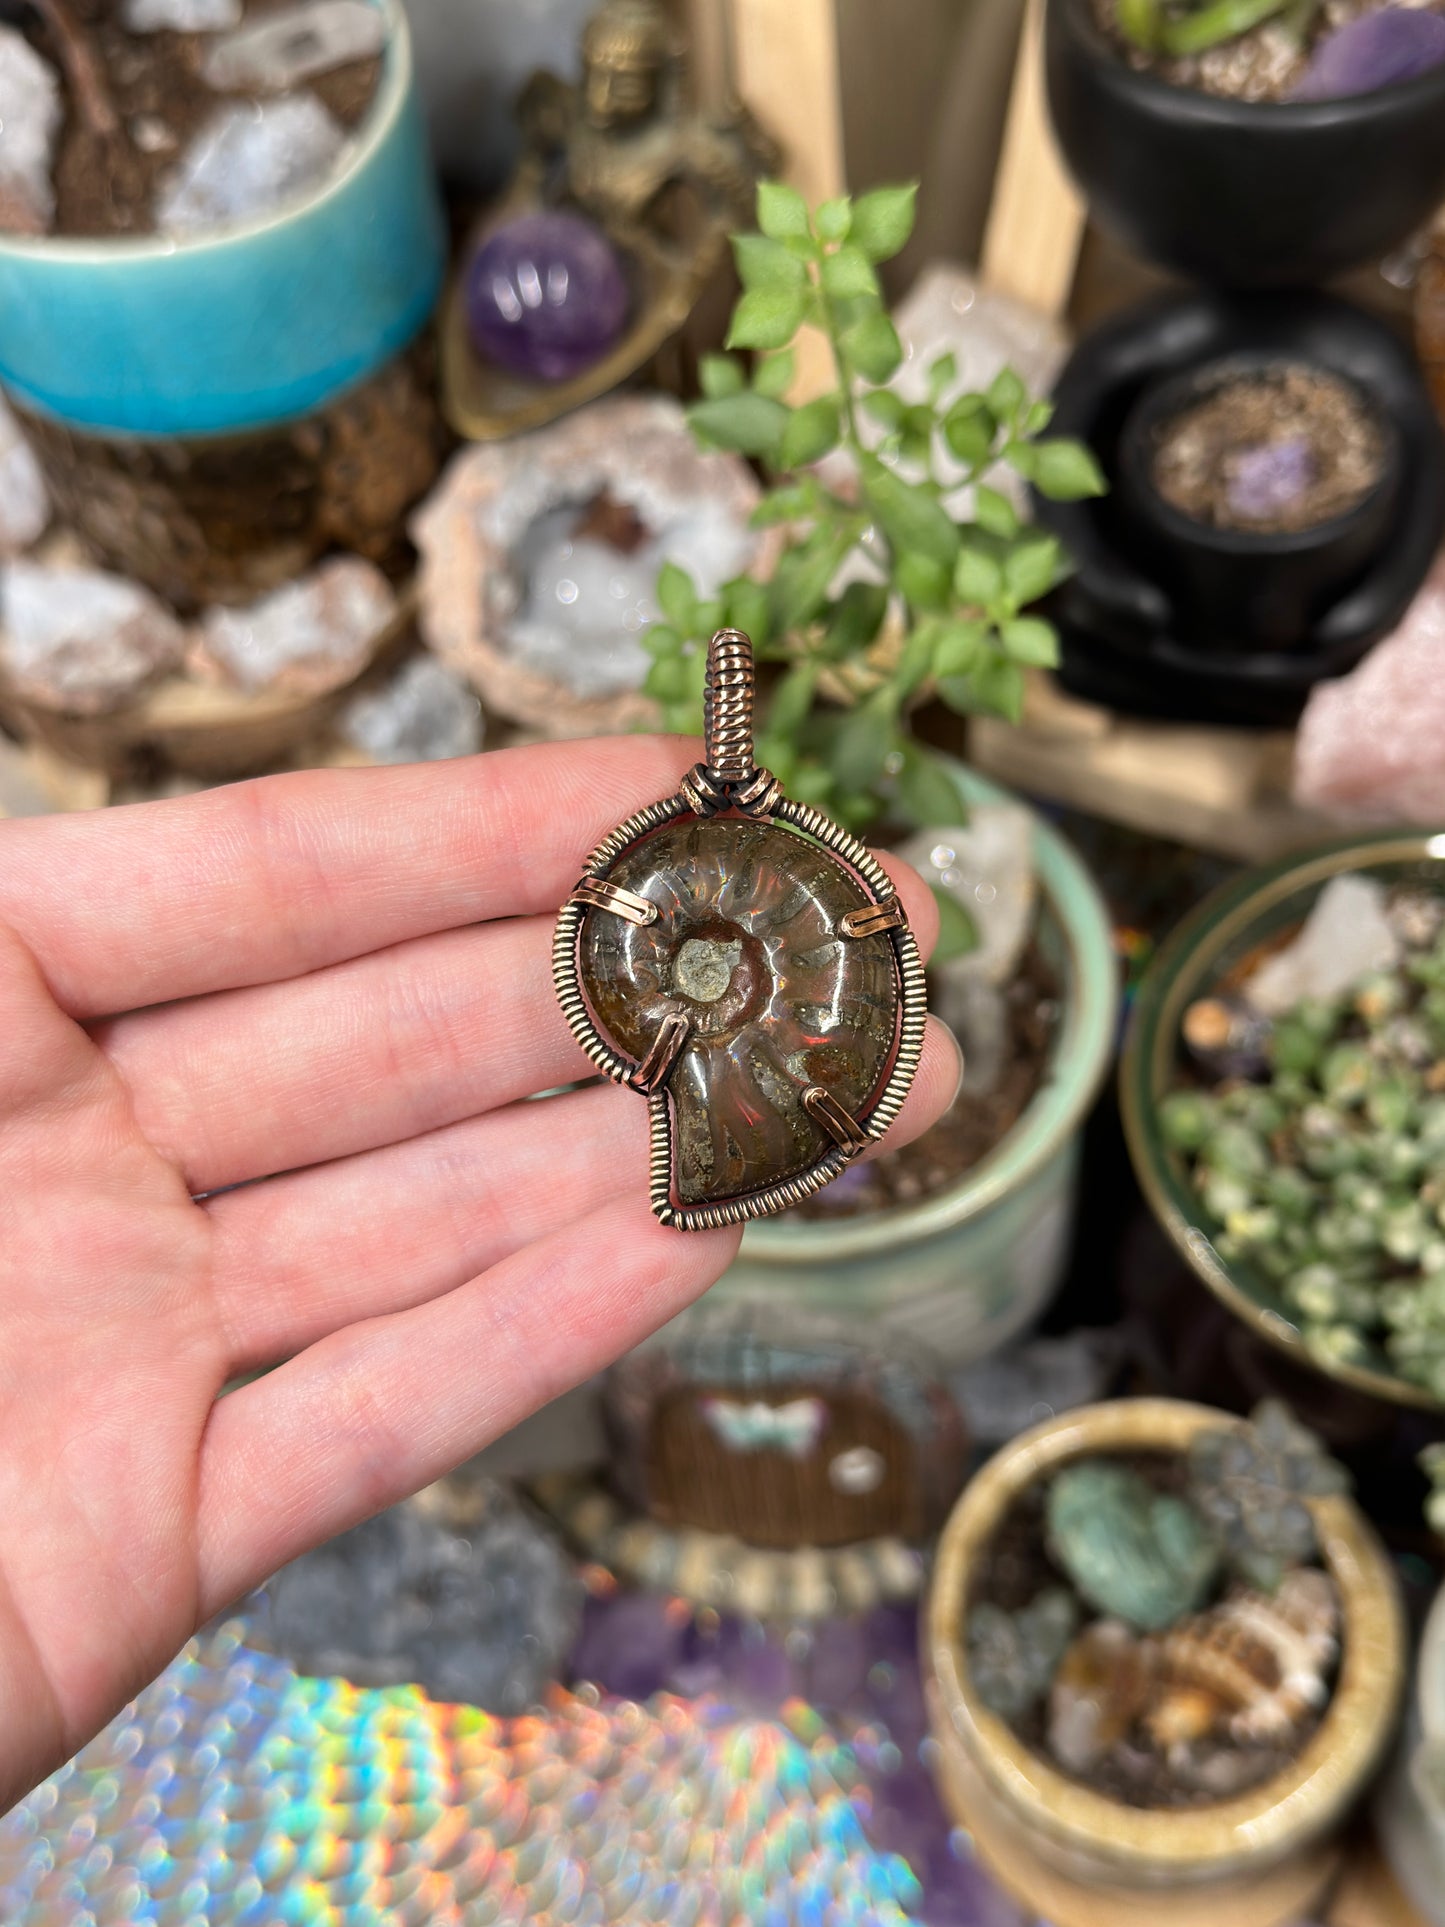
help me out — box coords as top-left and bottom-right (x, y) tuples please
(0, 1614), (923, 1924)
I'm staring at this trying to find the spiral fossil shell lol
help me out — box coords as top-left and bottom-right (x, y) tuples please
(578, 817), (902, 1207)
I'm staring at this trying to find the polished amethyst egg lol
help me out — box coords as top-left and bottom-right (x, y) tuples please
(463, 210), (630, 383)
(1290, 5), (1445, 101)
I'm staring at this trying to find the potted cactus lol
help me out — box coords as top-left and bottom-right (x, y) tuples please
(927, 1396), (1404, 1924)
(1045, 0), (1445, 286)
(643, 179), (1117, 1362)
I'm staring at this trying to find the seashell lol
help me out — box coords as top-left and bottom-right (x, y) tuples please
(1155, 1567), (1339, 1748)
(1144, 1682), (1220, 1751)
(1048, 1619), (1153, 1774)
(1046, 1460), (1220, 1632)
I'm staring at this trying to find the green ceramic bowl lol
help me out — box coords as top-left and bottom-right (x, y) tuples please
(1121, 829), (1445, 1412)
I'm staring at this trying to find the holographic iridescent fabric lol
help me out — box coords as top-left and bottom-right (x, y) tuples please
(0, 1613), (924, 1924)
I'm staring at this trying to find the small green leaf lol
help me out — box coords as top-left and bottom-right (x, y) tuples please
(757, 179), (811, 240)
(688, 392), (790, 457)
(771, 528), (853, 632)
(1024, 399), (1055, 434)
(832, 698), (895, 792)
(779, 395), (842, 469)
(643, 622), (681, 658)
(824, 580), (889, 658)
(752, 348), (796, 399)
(896, 743), (967, 829)
(1004, 535), (1063, 606)
(1001, 616), (1060, 666)
(644, 654), (691, 702)
(700, 353), (745, 399)
(931, 886), (979, 963)
(862, 389), (906, 430)
(955, 545), (1003, 607)
(895, 622), (936, 694)
(866, 465), (960, 571)
(928, 351), (958, 402)
(841, 310), (903, 382)
(934, 617), (986, 678)
(986, 366), (1027, 423)
(849, 183), (918, 262)
(725, 575), (771, 646)
(970, 654), (1028, 722)
(821, 246), (881, 301)
(727, 287), (808, 351)
(815, 195), (852, 242)
(942, 396), (996, 468)
(896, 550), (950, 612)
(1116, 0), (1163, 47)
(767, 660), (819, 739)
(695, 598), (724, 638)
(1029, 438), (1108, 501)
(748, 479), (819, 526)
(732, 232), (808, 292)
(656, 560), (697, 631)
(973, 485), (1019, 540)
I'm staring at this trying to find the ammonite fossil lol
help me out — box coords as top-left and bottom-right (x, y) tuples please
(554, 629), (926, 1228)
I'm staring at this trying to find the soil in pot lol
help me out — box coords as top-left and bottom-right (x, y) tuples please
(1158, 873), (1445, 1398)
(5, 0), (385, 242)
(963, 1405), (1348, 1810)
(794, 935), (1061, 1219)
(1092, 0), (1445, 105)
(1148, 364), (1386, 537)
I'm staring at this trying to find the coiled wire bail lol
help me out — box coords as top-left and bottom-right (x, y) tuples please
(681, 628), (782, 818)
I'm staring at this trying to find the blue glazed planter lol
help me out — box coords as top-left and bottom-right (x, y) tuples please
(0, 0), (445, 439)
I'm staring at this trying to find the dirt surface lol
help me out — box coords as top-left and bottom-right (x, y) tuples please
(1150, 364), (1385, 534)
(26, 0), (381, 239)
(795, 936), (1061, 1220)
(1093, 0), (1444, 101)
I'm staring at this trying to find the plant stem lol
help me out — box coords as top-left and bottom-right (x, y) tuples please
(35, 0), (119, 137)
(814, 264), (864, 458)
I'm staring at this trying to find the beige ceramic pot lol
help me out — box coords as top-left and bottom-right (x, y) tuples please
(925, 1397), (1404, 1927)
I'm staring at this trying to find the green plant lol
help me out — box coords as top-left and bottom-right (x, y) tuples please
(1116, 0), (1324, 59)
(644, 180), (1102, 955)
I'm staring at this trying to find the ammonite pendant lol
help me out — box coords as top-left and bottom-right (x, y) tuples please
(554, 629), (927, 1229)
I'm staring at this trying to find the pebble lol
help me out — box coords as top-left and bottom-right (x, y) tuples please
(193, 556), (395, 695)
(339, 653), (483, 763)
(123, 0), (242, 28)
(0, 562), (184, 715)
(202, 2), (388, 93)
(155, 94), (348, 236)
(1244, 873), (1401, 1015)
(0, 27), (61, 237)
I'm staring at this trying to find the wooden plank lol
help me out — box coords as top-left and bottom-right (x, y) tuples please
(968, 672), (1338, 863)
(980, 0), (1085, 318)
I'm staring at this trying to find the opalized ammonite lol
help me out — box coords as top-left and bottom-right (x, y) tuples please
(554, 629), (927, 1229)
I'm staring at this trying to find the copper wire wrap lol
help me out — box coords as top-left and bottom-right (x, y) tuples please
(553, 628), (928, 1232)
(684, 629), (781, 818)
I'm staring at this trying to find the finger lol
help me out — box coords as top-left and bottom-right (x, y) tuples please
(98, 840), (943, 1195)
(196, 1198), (741, 1611)
(206, 1013), (961, 1371)
(875, 847), (940, 961)
(0, 735), (697, 1021)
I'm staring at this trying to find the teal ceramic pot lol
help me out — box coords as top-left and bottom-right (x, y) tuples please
(1122, 831), (1445, 1412)
(710, 762), (1118, 1365)
(0, 0), (445, 439)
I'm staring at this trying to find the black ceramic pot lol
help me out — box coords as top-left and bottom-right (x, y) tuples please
(1114, 355), (1403, 651)
(1045, 0), (1445, 286)
(1033, 291), (1445, 727)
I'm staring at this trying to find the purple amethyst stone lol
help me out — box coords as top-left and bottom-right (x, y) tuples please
(1290, 6), (1445, 101)
(1226, 434), (1316, 522)
(464, 210), (630, 383)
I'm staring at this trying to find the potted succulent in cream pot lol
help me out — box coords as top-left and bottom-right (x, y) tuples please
(644, 180), (1117, 1362)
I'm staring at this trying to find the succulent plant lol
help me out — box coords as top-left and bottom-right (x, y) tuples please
(1115, 0), (1322, 59)
(968, 1587), (1079, 1719)
(1166, 892), (1445, 1395)
(1188, 1400), (1349, 1592)
(1046, 1461), (1220, 1632)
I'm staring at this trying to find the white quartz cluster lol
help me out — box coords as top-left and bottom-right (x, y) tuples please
(0, 26), (62, 237)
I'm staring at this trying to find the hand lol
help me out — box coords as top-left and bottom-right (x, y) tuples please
(0, 735), (958, 1805)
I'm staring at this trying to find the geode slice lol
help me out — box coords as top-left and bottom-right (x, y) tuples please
(578, 817), (900, 1207)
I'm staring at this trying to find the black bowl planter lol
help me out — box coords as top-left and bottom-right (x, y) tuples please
(1045, 0), (1445, 286)
(1033, 291), (1445, 728)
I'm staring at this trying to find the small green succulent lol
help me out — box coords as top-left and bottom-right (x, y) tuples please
(968, 1587), (1080, 1719)
(1116, 0), (1324, 58)
(646, 179), (1103, 957)
(1189, 1400), (1349, 1593)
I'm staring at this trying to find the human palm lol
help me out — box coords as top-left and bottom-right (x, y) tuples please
(0, 734), (954, 1808)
